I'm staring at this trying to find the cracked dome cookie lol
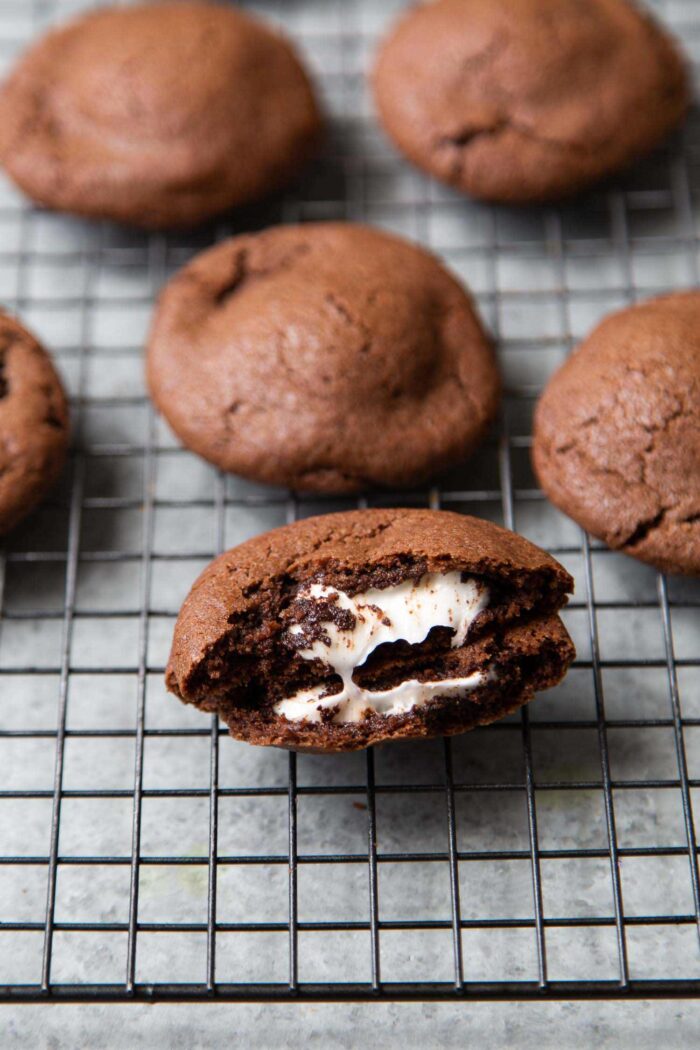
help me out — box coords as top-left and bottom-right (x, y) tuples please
(372, 0), (689, 204)
(0, 310), (69, 535)
(533, 292), (700, 576)
(166, 508), (575, 752)
(147, 222), (500, 492)
(0, 1), (322, 229)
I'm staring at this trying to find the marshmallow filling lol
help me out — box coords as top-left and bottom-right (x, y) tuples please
(274, 572), (490, 723)
(180, 559), (572, 733)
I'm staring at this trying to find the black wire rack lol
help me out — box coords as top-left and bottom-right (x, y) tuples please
(1, 0), (700, 1004)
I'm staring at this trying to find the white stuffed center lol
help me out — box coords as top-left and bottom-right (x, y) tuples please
(274, 571), (490, 724)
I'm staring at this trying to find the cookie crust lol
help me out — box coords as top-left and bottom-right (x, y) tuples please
(373, 0), (689, 203)
(0, 1), (322, 228)
(533, 291), (700, 575)
(0, 311), (69, 535)
(147, 223), (500, 492)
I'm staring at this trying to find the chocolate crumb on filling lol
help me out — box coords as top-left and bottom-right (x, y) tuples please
(283, 591), (358, 650)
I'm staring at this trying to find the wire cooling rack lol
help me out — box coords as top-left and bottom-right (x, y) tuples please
(0, 0), (699, 1004)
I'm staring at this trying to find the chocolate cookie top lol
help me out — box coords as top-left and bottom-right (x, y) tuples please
(0, 310), (69, 535)
(533, 291), (700, 576)
(0, 1), (322, 228)
(147, 222), (500, 493)
(167, 508), (575, 752)
(373, 0), (689, 203)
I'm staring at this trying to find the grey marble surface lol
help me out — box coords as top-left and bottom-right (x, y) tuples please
(1, 0), (700, 1037)
(2, 1000), (700, 1049)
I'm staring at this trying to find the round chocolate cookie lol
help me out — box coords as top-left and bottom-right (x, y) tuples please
(147, 222), (500, 492)
(166, 508), (575, 752)
(533, 292), (700, 576)
(372, 0), (689, 204)
(0, 310), (69, 535)
(0, 2), (322, 229)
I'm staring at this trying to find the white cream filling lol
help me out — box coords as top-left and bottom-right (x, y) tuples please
(273, 571), (490, 725)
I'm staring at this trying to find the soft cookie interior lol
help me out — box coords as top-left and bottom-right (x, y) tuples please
(168, 558), (574, 751)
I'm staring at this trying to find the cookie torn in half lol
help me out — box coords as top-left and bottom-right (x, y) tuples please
(166, 509), (575, 752)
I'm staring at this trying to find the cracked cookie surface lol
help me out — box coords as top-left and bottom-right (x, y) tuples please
(372, 0), (689, 203)
(533, 291), (700, 576)
(147, 222), (500, 492)
(0, 1), (321, 229)
(0, 310), (69, 535)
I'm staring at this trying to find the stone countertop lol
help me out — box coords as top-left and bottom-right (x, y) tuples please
(3, 1000), (700, 1049)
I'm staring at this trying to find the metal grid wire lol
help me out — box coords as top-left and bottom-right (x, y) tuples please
(1, 0), (700, 1003)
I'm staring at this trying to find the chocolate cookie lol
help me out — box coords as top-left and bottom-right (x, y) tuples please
(0, 2), (322, 229)
(166, 508), (575, 752)
(533, 291), (700, 576)
(372, 0), (689, 204)
(147, 222), (500, 492)
(0, 310), (69, 535)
